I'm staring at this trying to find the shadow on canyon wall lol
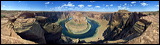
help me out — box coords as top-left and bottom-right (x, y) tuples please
(102, 11), (152, 43)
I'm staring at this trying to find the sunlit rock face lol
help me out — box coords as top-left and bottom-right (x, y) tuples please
(65, 12), (89, 34)
(70, 12), (87, 24)
(12, 13), (46, 44)
(117, 10), (130, 13)
(1, 14), (37, 44)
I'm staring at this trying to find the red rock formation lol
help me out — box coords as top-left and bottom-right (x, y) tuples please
(71, 12), (87, 24)
(1, 21), (36, 44)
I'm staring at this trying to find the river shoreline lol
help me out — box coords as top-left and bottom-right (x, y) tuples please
(56, 17), (108, 43)
(59, 17), (99, 39)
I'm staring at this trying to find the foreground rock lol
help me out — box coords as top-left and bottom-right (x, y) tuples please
(126, 13), (159, 44)
(1, 34), (36, 44)
(12, 14), (46, 44)
(59, 35), (80, 44)
(1, 20), (36, 44)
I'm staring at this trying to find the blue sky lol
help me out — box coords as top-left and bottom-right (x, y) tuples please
(1, 1), (159, 12)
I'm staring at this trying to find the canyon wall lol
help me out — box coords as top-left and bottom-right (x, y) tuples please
(102, 11), (155, 44)
(1, 11), (64, 44)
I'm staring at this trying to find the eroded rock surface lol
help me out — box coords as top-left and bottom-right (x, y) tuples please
(102, 12), (152, 43)
(1, 19), (36, 44)
(13, 18), (46, 44)
(126, 13), (159, 44)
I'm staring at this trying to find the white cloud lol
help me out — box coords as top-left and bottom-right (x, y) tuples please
(68, 8), (73, 10)
(62, 2), (75, 7)
(106, 5), (109, 7)
(75, 7), (79, 8)
(52, 2), (77, 11)
(54, 6), (63, 10)
(87, 5), (92, 7)
(130, 5), (133, 6)
(118, 6), (121, 8)
(2, 5), (6, 7)
(140, 2), (148, 6)
(45, 2), (50, 4)
(95, 6), (100, 8)
(124, 3), (127, 5)
(78, 4), (84, 8)
(156, 5), (159, 7)
(90, 1), (95, 3)
(110, 4), (113, 6)
(87, 8), (94, 10)
(18, 1), (21, 2)
(118, 6), (129, 10)
(122, 3), (127, 6)
(65, 7), (68, 8)
(131, 1), (136, 4)
(133, 4), (136, 6)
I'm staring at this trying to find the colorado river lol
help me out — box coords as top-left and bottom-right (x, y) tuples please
(59, 17), (99, 39)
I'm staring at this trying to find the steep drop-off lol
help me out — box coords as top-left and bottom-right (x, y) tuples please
(102, 12), (152, 44)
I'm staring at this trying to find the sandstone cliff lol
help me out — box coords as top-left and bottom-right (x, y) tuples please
(1, 18), (36, 44)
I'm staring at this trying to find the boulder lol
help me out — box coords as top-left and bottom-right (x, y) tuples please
(59, 35), (74, 44)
